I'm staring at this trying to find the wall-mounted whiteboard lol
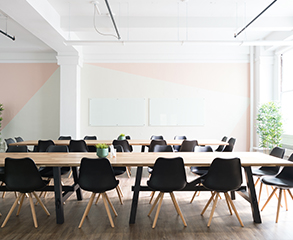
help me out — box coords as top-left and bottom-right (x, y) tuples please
(149, 98), (205, 126)
(89, 98), (146, 126)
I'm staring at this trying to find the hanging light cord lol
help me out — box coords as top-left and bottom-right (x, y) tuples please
(93, 2), (120, 40)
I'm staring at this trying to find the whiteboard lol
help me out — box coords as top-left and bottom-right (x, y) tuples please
(89, 98), (146, 126)
(149, 98), (205, 126)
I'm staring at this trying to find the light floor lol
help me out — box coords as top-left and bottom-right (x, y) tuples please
(0, 167), (292, 240)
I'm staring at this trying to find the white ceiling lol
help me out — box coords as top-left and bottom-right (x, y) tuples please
(0, 0), (293, 60)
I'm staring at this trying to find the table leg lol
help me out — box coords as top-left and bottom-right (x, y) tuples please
(72, 167), (82, 200)
(141, 146), (145, 152)
(129, 166), (143, 224)
(53, 167), (64, 224)
(244, 166), (262, 223)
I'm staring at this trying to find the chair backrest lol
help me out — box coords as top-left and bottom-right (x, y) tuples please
(78, 157), (118, 193)
(153, 145), (174, 152)
(38, 140), (55, 152)
(259, 146), (285, 173)
(202, 157), (242, 192)
(112, 139), (132, 152)
(276, 153), (293, 180)
(126, 135), (131, 140)
(83, 136), (97, 140)
(58, 136), (72, 140)
(214, 136), (228, 152)
(194, 146), (213, 152)
(149, 139), (167, 152)
(147, 157), (187, 192)
(222, 137), (236, 152)
(5, 138), (15, 147)
(69, 140), (88, 152)
(179, 140), (198, 152)
(150, 135), (164, 140)
(4, 157), (47, 192)
(15, 137), (24, 142)
(174, 135), (187, 140)
(46, 145), (69, 152)
(6, 145), (28, 152)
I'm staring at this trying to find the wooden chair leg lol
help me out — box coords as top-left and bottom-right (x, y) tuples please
(104, 192), (118, 216)
(115, 186), (123, 205)
(149, 191), (156, 204)
(148, 192), (162, 216)
(224, 192), (244, 227)
(170, 192), (187, 227)
(102, 192), (115, 228)
(287, 189), (293, 200)
(190, 192), (197, 203)
(117, 185), (124, 197)
(152, 192), (164, 228)
(207, 192), (220, 227)
(28, 193), (38, 228)
(201, 191), (216, 215)
(283, 189), (288, 211)
(95, 193), (101, 205)
(16, 193), (26, 216)
(32, 192), (50, 216)
(276, 188), (282, 223)
(254, 177), (260, 187)
(258, 182), (263, 204)
(261, 187), (278, 211)
(1, 193), (22, 228)
(126, 166), (131, 177)
(78, 192), (96, 228)
(224, 192), (233, 215)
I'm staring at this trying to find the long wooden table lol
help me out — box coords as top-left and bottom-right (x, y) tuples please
(1, 151), (291, 225)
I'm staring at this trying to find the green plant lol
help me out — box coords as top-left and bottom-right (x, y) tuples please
(256, 102), (283, 149)
(96, 143), (109, 149)
(0, 103), (3, 141)
(119, 133), (125, 137)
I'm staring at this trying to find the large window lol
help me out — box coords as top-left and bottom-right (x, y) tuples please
(281, 49), (293, 135)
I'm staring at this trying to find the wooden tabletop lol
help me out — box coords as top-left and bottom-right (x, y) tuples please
(9, 139), (228, 146)
(0, 152), (292, 168)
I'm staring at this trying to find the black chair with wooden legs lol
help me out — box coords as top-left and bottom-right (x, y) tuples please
(1, 157), (50, 228)
(192, 157), (244, 227)
(214, 136), (228, 152)
(179, 139), (198, 152)
(252, 147), (285, 204)
(78, 157), (119, 228)
(147, 157), (187, 228)
(260, 154), (293, 223)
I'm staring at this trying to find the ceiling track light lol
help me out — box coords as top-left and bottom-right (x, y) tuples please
(0, 29), (15, 41)
(234, 0), (277, 38)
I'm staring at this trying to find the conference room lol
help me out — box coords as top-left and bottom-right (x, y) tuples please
(1, 0), (293, 239)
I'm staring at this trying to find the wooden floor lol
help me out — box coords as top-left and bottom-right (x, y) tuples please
(0, 167), (292, 240)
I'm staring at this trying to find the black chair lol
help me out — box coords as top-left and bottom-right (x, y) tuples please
(150, 135), (164, 140)
(78, 157), (119, 228)
(260, 154), (293, 223)
(193, 157), (244, 227)
(38, 140), (55, 152)
(84, 136), (97, 152)
(4, 138), (15, 147)
(147, 157), (187, 228)
(214, 136), (228, 152)
(173, 135), (187, 151)
(222, 137), (236, 152)
(189, 146), (214, 203)
(125, 135), (133, 151)
(252, 146), (285, 204)
(1, 157), (50, 228)
(69, 140), (88, 152)
(148, 145), (174, 204)
(58, 136), (72, 140)
(148, 139), (167, 152)
(179, 140), (198, 152)
(14, 136), (24, 142)
(6, 145), (28, 152)
(112, 139), (132, 177)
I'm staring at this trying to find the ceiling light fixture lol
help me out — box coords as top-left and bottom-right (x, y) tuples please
(0, 13), (15, 41)
(234, 0), (277, 38)
(92, 0), (121, 40)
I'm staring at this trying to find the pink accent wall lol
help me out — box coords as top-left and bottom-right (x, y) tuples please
(90, 63), (250, 97)
(0, 63), (59, 129)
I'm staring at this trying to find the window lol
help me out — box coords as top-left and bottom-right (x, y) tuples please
(281, 49), (293, 135)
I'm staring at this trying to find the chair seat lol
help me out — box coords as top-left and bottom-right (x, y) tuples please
(113, 167), (126, 176)
(262, 176), (293, 189)
(252, 168), (278, 177)
(190, 166), (209, 176)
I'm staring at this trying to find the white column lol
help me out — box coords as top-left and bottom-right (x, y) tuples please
(57, 55), (83, 139)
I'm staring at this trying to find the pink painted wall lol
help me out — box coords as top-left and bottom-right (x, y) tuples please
(0, 63), (59, 129)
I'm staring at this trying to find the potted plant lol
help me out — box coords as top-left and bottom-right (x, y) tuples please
(96, 143), (109, 158)
(118, 133), (126, 140)
(256, 102), (283, 153)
